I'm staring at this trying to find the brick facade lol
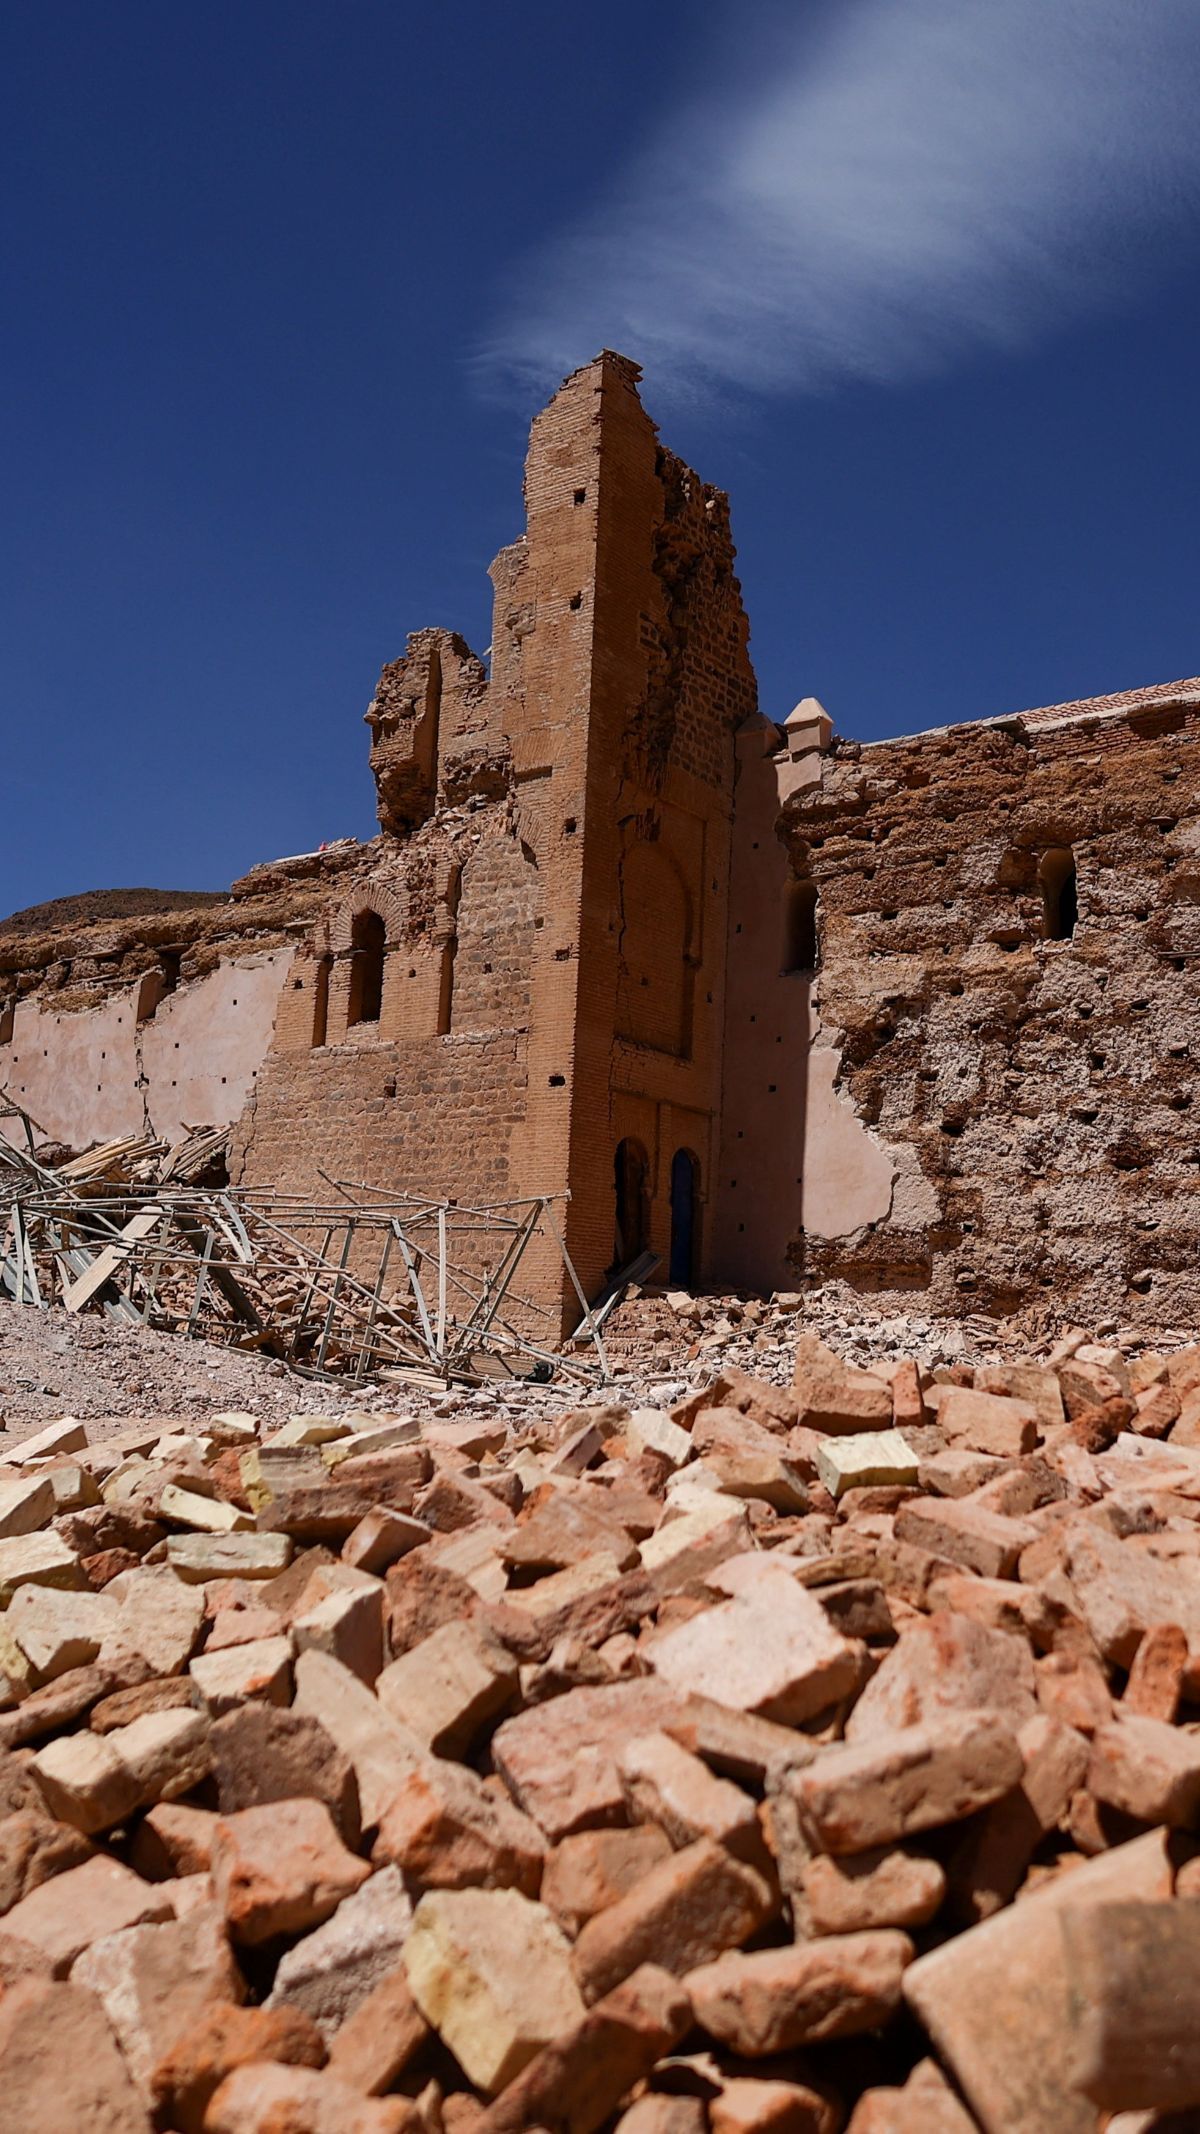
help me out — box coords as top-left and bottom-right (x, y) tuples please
(235, 353), (757, 1333)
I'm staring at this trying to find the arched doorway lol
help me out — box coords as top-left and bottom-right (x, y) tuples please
(613, 1138), (650, 1269)
(669, 1148), (700, 1287)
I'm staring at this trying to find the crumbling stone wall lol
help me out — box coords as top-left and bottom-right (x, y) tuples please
(779, 682), (1200, 1329)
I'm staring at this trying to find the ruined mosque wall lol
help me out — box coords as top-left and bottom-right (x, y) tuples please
(3, 350), (1197, 1340)
(774, 680), (1200, 1330)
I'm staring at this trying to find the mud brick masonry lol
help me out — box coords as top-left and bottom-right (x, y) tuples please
(3, 353), (1199, 1332)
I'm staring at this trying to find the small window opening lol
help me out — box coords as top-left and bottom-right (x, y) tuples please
(347, 912), (386, 1026)
(0, 1001), (13, 1045)
(438, 871), (461, 1036)
(669, 1148), (700, 1287)
(311, 954), (331, 1048)
(783, 878), (819, 973)
(1040, 847), (1077, 941)
(573, 488), (586, 505)
(569, 592), (583, 611)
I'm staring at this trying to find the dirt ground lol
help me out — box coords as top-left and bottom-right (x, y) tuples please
(5, 1276), (1184, 1454)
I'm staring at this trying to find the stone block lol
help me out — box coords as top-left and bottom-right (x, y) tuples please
(190, 1634), (293, 1716)
(0, 1472), (55, 1537)
(638, 1499), (753, 1596)
(374, 1757), (547, 1895)
(0, 1529), (82, 1602)
(903, 1829), (1172, 2133)
(647, 1575), (863, 1726)
(10, 1416), (88, 1466)
(894, 1495), (1036, 1579)
(150, 2001), (326, 2134)
(211, 1797), (371, 1945)
(266, 1865), (413, 2038)
(794, 1713), (1023, 1854)
(2, 1853), (173, 1972)
(132, 1800), (218, 1878)
(159, 1484), (251, 1533)
(0, 1807), (91, 1913)
(32, 1727), (141, 1832)
(376, 1617), (518, 1754)
(626, 1407), (694, 1469)
(688, 1931), (913, 2055)
(1064, 1522), (1200, 1666)
(816, 1432), (919, 1500)
(293, 1648), (428, 1829)
(571, 1836), (775, 2003)
(937, 1389), (1038, 1458)
(205, 2062), (415, 2134)
(540, 1825), (674, 1935)
(491, 1679), (686, 1840)
(5, 1581), (118, 1681)
(342, 1506), (430, 1576)
(1123, 1619), (1188, 1719)
(846, 1611), (1036, 1742)
(802, 1847), (945, 1935)
(619, 1728), (762, 1858)
(1061, 1898), (1200, 2112)
(71, 1901), (241, 2101)
(404, 1885), (586, 2093)
(210, 1703), (360, 1845)
(167, 1532), (292, 1581)
(100, 1563), (206, 1674)
(0, 1977), (151, 2133)
(475, 1963), (693, 2134)
(844, 2059), (977, 2133)
(326, 1964), (431, 2096)
(792, 1363), (893, 1434)
(1088, 1713), (1200, 1823)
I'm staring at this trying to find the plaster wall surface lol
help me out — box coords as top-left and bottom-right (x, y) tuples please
(1, 952), (289, 1149)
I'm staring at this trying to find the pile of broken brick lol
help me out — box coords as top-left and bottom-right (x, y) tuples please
(0, 1328), (1199, 2131)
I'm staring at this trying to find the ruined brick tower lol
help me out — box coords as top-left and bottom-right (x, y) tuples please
(238, 354), (759, 1332)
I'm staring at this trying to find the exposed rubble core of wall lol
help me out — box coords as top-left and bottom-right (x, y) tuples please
(780, 682), (1200, 1330)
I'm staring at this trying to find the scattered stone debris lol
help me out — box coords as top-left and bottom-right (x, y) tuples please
(0, 1305), (1196, 2127)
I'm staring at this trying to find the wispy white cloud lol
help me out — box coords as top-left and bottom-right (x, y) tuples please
(484, 0), (1200, 401)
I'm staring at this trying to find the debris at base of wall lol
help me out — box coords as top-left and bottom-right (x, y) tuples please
(0, 1314), (1198, 2124)
(0, 1116), (606, 1389)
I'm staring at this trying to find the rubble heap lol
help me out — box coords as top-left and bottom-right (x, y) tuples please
(0, 1326), (1199, 2131)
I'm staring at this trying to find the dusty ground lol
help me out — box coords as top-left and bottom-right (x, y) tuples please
(3, 1279), (1191, 1452)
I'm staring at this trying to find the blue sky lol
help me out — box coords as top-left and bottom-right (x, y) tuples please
(4, 0), (1199, 917)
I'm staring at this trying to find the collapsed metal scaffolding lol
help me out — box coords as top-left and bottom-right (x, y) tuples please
(0, 1128), (609, 1386)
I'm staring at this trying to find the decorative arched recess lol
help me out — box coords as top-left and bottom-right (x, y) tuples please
(449, 835), (540, 1033)
(328, 883), (407, 954)
(616, 836), (693, 1057)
